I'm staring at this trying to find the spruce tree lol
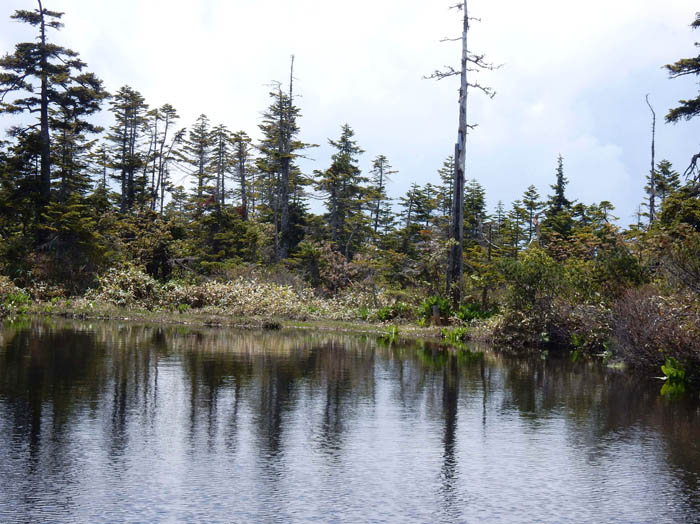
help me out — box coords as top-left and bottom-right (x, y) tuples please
(665, 13), (700, 124)
(369, 155), (396, 238)
(232, 131), (254, 220)
(0, 2), (107, 226)
(180, 114), (214, 213)
(398, 182), (422, 252)
(257, 79), (313, 260)
(521, 184), (544, 243)
(654, 160), (681, 205)
(544, 155), (574, 238)
(464, 179), (486, 244)
(106, 86), (148, 213)
(435, 155), (455, 237)
(549, 155), (571, 214)
(209, 124), (233, 210)
(665, 13), (700, 179)
(144, 104), (182, 214)
(315, 124), (369, 258)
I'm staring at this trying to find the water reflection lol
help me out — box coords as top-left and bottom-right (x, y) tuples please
(0, 319), (698, 523)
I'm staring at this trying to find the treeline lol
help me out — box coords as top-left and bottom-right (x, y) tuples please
(1, 4), (700, 387)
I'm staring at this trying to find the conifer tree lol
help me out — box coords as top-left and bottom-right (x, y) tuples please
(232, 131), (254, 220)
(209, 124), (233, 209)
(544, 155), (574, 238)
(504, 200), (525, 257)
(144, 104), (182, 214)
(315, 124), (369, 258)
(464, 179), (486, 244)
(106, 86), (148, 212)
(549, 155), (571, 214)
(494, 200), (505, 231)
(521, 184), (544, 243)
(369, 154), (396, 238)
(435, 155), (455, 237)
(180, 114), (214, 213)
(0, 2), (106, 225)
(665, 13), (700, 179)
(398, 182), (421, 252)
(653, 159), (681, 206)
(427, 0), (497, 303)
(257, 71), (313, 260)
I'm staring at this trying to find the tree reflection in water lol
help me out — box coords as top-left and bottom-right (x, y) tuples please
(0, 319), (698, 522)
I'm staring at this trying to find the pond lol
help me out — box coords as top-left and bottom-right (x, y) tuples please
(0, 319), (698, 523)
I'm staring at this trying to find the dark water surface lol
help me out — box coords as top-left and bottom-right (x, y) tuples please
(0, 319), (698, 523)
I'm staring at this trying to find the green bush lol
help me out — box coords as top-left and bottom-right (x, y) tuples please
(417, 296), (451, 322)
(501, 248), (563, 313)
(0, 276), (31, 318)
(442, 326), (470, 344)
(455, 302), (494, 323)
(376, 301), (413, 322)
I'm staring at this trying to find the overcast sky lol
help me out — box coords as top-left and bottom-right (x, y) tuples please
(1, 0), (699, 223)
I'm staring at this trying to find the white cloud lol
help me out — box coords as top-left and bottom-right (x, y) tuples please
(1, 0), (699, 221)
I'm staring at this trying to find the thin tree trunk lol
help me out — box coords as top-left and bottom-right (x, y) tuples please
(373, 162), (384, 236)
(278, 56), (295, 261)
(446, 0), (468, 306)
(646, 94), (656, 224)
(38, 0), (51, 223)
(237, 142), (249, 220)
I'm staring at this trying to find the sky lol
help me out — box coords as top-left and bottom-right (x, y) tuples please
(1, 0), (699, 224)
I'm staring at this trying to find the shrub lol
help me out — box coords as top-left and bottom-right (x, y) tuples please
(442, 326), (470, 344)
(455, 302), (495, 323)
(88, 265), (159, 307)
(27, 281), (67, 301)
(376, 302), (414, 322)
(417, 296), (451, 322)
(501, 248), (563, 313)
(376, 305), (395, 322)
(614, 286), (700, 375)
(0, 275), (30, 318)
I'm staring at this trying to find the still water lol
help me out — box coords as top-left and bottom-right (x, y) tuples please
(0, 319), (698, 523)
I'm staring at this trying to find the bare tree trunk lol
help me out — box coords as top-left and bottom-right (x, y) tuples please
(37, 0), (51, 225)
(149, 113), (159, 210)
(646, 94), (656, 224)
(237, 142), (249, 220)
(278, 56), (295, 261)
(373, 162), (384, 236)
(446, 0), (469, 306)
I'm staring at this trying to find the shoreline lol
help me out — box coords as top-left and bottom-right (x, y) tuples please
(6, 300), (448, 341)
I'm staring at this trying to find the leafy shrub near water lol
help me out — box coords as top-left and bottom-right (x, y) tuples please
(455, 302), (495, 323)
(417, 296), (451, 322)
(614, 285), (700, 380)
(493, 248), (615, 353)
(88, 265), (159, 307)
(376, 302), (414, 322)
(442, 326), (470, 344)
(87, 265), (398, 321)
(0, 275), (31, 318)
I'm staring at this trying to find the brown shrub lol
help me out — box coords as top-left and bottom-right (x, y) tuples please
(614, 285), (700, 370)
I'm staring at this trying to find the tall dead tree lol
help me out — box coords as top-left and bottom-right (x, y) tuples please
(427, 0), (497, 305)
(278, 55), (294, 260)
(645, 94), (657, 224)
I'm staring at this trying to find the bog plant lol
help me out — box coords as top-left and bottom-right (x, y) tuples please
(0, 276), (31, 318)
(455, 302), (494, 323)
(417, 296), (451, 322)
(660, 357), (687, 398)
(86, 265), (400, 321)
(442, 326), (470, 344)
